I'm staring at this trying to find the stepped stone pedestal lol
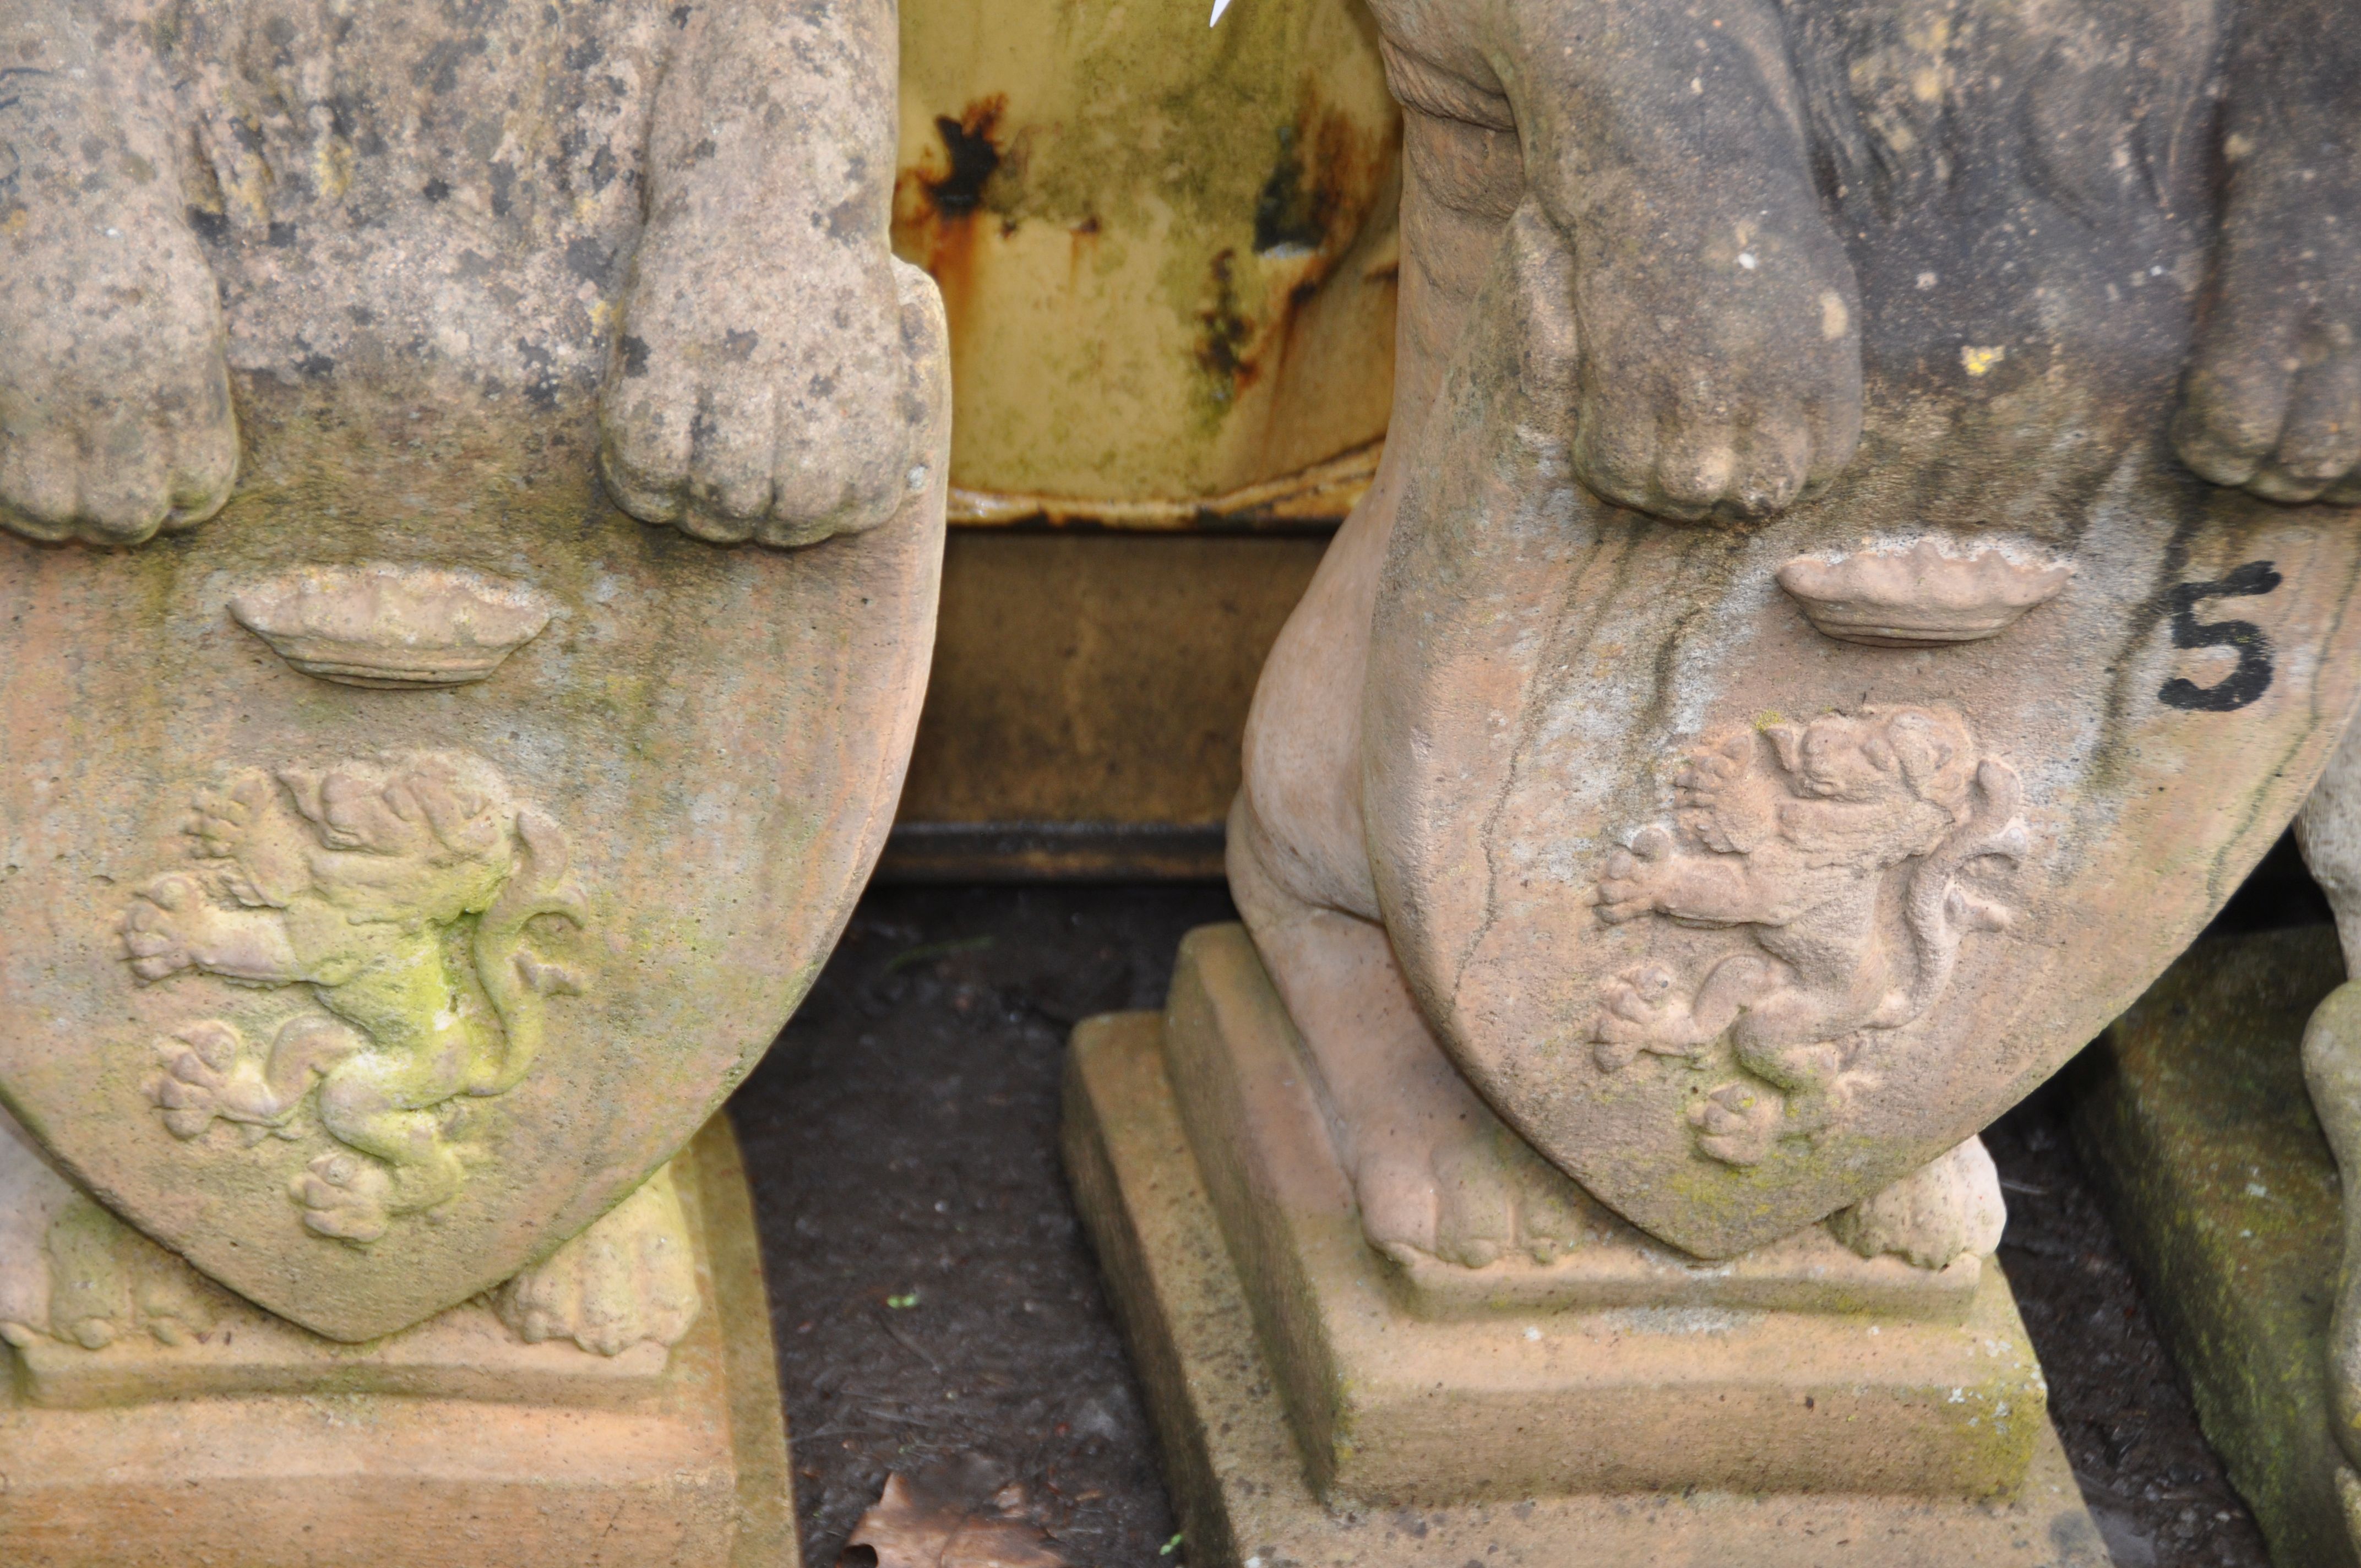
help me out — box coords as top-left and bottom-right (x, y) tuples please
(0, 1116), (797, 1568)
(1063, 924), (2108, 1567)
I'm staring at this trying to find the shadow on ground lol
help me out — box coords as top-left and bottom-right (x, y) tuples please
(732, 847), (2327, 1566)
(732, 885), (1226, 1565)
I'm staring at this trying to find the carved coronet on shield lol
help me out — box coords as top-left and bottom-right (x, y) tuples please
(1364, 205), (2361, 1261)
(0, 474), (941, 1341)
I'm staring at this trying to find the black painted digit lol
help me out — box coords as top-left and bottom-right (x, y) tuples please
(2158, 560), (2282, 712)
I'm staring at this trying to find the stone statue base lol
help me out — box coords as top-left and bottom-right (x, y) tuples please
(1064, 925), (2107, 1566)
(2073, 927), (2361, 1568)
(0, 1115), (796, 1568)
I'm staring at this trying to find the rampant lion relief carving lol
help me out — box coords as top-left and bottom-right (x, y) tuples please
(1591, 707), (2028, 1167)
(118, 752), (587, 1244)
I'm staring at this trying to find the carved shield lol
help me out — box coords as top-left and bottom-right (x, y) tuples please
(0, 431), (940, 1340)
(1363, 202), (2361, 1260)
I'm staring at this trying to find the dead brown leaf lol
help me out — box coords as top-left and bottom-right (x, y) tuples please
(843, 1472), (1069, 1568)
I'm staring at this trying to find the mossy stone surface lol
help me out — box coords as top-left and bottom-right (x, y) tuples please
(2072, 925), (2357, 1568)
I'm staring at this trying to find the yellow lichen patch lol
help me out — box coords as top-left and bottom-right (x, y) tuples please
(1961, 344), (2006, 377)
(313, 136), (355, 204)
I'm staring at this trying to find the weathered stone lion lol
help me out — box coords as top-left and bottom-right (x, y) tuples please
(0, 0), (947, 1360)
(1232, 0), (2358, 1275)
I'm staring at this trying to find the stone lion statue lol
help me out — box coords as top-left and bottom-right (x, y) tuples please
(1232, 0), (2357, 1284)
(0, 0), (946, 1358)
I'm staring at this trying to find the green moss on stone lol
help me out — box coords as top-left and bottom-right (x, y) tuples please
(2072, 926), (2358, 1568)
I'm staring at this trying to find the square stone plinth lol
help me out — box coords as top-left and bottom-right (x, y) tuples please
(1061, 924), (2108, 1567)
(0, 1115), (796, 1568)
(2072, 925), (2361, 1568)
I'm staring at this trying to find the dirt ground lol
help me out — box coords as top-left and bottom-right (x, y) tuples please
(729, 848), (2332, 1567)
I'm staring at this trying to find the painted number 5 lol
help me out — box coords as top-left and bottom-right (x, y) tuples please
(2159, 561), (2281, 713)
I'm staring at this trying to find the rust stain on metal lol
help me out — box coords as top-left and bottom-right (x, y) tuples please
(924, 101), (1004, 216)
(1193, 89), (1391, 442)
(894, 96), (1008, 361)
(948, 440), (1379, 531)
(892, 0), (1399, 511)
(1196, 249), (1258, 408)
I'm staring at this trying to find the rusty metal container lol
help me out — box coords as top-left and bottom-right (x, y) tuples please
(883, 0), (1401, 878)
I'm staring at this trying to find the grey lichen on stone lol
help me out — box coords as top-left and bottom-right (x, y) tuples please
(0, 0), (947, 548)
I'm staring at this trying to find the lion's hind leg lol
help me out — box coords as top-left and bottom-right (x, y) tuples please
(297, 1052), (471, 1243)
(1690, 987), (1857, 1166)
(1592, 951), (1780, 1069)
(1232, 801), (1600, 1270)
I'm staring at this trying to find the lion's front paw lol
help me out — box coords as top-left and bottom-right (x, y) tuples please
(1673, 739), (1749, 809)
(599, 252), (948, 547)
(494, 1164), (699, 1355)
(186, 774), (308, 908)
(120, 875), (207, 981)
(1567, 219), (1862, 524)
(2173, 165), (2361, 505)
(0, 86), (237, 546)
(1594, 825), (1676, 925)
(292, 1152), (392, 1244)
(1673, 734), (1780, 853)
(0, 323), (238, 547)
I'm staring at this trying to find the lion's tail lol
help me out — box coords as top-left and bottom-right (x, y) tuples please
(1879, 758), (2026, 1028)
(470, 809), (587, 1097)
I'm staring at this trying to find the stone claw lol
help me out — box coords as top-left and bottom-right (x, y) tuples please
(148, 1077), (222, 1142)
(1674, 749), (1744, 805)
(1593, 884), (1652, 924)
(1354, 1113), (1597, 1271)
(599, 255), (946, 547)
(0, 95), (239, 549)
(187, 787), (253, 859)
(1595, 829), (1674, 924)
(121, 875), (201, 981)
(145, 1020), (287, 1141)
(293, 1152), (393, 1245)
(1690, 1080), (1785, 1167)
(1591, 965), (1700, 1068)
(496, 1166), (701, 1356)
